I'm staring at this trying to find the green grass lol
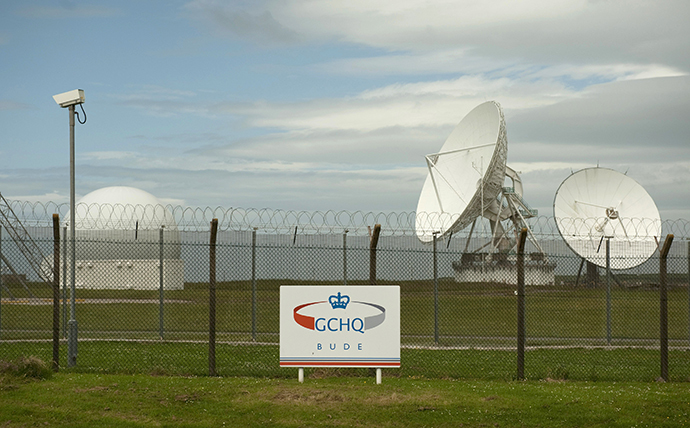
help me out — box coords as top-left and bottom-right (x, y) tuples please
(5, 278), (690, 347)
(3, 278), (690, 380)
(2, 370), (690, 427)
(2, 341), (690, 382)
(3, 279), (689, 344)
(0, 356), (53, 380)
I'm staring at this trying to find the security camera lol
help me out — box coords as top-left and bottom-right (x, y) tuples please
(53, 89), (85, 108)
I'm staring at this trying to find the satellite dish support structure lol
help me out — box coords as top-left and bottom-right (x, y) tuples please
(417, 101), (553, 285)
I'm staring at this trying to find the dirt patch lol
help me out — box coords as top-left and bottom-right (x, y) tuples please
(75, 386), (110, 393)
(175, 393), (200, 403)
(309, 368), (365, 379)
(272, 389), (347, 404)
(374, 392), (414, 405)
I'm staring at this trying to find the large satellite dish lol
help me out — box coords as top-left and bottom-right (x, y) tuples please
(415, 101), (508, 242)
(553, 167), (661, 269)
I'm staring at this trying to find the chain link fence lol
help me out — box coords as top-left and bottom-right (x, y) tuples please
(1, 201), (690, 380)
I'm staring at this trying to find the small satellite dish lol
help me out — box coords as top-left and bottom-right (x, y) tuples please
(553, 167), (661, 269)
(415, 101), (508, 242)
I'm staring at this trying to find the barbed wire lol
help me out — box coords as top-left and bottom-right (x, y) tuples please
(3, 199), (690, 238)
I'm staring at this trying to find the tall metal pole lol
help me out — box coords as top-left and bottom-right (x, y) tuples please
(67, 104), (78, 367)
(52, 214), (60, 372)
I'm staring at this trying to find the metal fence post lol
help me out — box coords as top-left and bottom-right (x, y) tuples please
(252, 227), (257, 341)
(159, 226), (164, 340)
(369, 224), (381, 285)
(660, 234), (673, 382)
(433, 231), (439, 345)
(343, 230), (348, 285)
(606, 237), (611, 346)
(52, 214), (60, 372)
(209, 219), (218, 376)
(517, 228), (527, 380)
(62, 226), (67, 339)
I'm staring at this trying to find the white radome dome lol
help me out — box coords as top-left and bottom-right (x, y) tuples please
(64, 186), (181, 261)
(65, 186), (177, 231)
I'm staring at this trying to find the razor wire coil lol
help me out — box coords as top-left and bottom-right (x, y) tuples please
(3, 199), (689, 239)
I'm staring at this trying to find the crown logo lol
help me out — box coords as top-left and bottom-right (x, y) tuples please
(329, 292), (350, 309)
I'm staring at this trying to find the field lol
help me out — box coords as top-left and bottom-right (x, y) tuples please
(2, 277), (690, 381)
(2, 277), (689, 343)
(3, 341), (690, 382)
(2, 368), (690, 427)
(3, 276), (690, 426)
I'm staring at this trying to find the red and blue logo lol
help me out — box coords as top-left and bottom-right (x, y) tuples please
(293, 292), (386, 334)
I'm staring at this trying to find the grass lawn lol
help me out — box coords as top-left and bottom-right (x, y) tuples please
(3, 278), (690, 381)
(3, 278), (689, 345)
(2, 369), (690, 427)
(3, 341), (690, 382)
(2, 260), (690, 425)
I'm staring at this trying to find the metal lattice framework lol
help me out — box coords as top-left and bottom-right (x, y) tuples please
(0, 193), (51, 285)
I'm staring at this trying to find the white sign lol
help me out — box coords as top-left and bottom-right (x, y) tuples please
(280, 285), (400, 368)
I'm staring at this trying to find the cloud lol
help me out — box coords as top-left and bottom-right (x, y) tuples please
(6, 0), (687, 218)
(4, 73), (688, 217)
(214, 75), (578, 134)
(184, 0), (301, 45)
(16, 4), (120, 18)
(91, 69), (688, 218)
(319, 50), (686, 82)
(43, 162), (422, 212)
(81, 151), (139, 161)
(188, 126), (442, 168)
(108, 85), (218, 118)
(2, 191), (67, 205)
(508, 75), (690, 153)
(184, 0), (690, 71)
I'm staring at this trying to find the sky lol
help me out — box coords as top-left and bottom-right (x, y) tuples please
(1, 0), (689, 222)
